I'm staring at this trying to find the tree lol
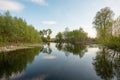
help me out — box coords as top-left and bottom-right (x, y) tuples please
(56, 32), (63, 42)
(93, 7), (114, 44)
(47, 29), (52, 41)
(47, 29), (52, 36)
(0, 11), (41, 45)
(55, 27), (88, 44)
(39, 29), (52, 42)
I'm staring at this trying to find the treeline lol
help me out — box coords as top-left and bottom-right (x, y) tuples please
(0, 11), (41, 45)
(55, 27), (88, 44)
(93, 7), (120, 51)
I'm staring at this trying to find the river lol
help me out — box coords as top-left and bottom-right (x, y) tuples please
(0, 43), (119, 80)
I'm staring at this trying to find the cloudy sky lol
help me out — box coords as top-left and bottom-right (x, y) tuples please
(0, 0), (120, 38)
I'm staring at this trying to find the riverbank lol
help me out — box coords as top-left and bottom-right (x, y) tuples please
(0, 43), (43, 53)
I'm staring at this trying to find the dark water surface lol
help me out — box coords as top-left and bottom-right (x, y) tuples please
(0, 43), (119, 80)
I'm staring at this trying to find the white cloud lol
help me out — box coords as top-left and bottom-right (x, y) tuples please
(0, 0), (24, 11)
(31, 0), (48, 6)
(41, 21), (57, 25)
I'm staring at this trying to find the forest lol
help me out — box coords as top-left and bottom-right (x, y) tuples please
(0, 7), (120, 51)
(0, 11), (41, 46)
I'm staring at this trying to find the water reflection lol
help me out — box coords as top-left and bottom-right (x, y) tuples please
(43, 55), (56, 60)
(0, 43), (119, 80)
(0, 47), (42, 80)
(56, 43), (87, 58)
(41, 43), (52, 54)
(93, 48), (120, 80)
(55, 43), (62, 51)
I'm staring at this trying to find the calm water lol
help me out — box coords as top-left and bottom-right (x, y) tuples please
(0, 43), (120, 80)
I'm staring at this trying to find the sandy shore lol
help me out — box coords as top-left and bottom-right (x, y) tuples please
(0, 44), (42, 53)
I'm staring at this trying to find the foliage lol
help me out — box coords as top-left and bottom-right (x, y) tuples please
(55, 32), (63, 42)
(105, 36), (120, 51)
(93, 7), (120, 50)
(55, 27), (88, 44)
(39, 29), (52, 42)
(0, 11), (41, 45)
(93, 7), (114, 45)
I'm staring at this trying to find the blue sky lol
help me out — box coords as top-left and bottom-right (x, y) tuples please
(0, 0), (120, 38)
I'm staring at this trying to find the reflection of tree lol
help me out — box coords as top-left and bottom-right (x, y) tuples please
(114, 60), (120, 80)
(0, 47), (42, 79)
(93, 48), (120, 80)
(112, 51), (120, 80)
(41, 43), (52, 54)
(55, 43), (63, 51)
(56, 43), (87, 58)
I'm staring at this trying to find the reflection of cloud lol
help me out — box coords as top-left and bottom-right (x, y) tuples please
(31, 74), (48, 80)
(43, 55), (56, 59)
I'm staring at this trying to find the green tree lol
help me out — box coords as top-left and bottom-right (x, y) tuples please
(55, 27), (88, 44)
(0, 11), (41, 45)
(47, 29), (52, 41)
(39, 29), (52, 42)
(93, 7), (114, 44)
(56, 32), (63, 42)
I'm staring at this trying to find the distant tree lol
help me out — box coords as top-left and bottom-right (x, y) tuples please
(56, 32), (63, 42)
(39, 29), (52, 42)
(47, 29), (52, 36)
(55, 27), (88, 44)
(47, 29), (52, 41)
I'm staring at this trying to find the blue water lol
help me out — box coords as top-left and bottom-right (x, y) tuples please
(0, 43), (119, 80)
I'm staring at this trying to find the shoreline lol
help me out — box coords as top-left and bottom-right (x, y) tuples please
(0, 43), (43, 53)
